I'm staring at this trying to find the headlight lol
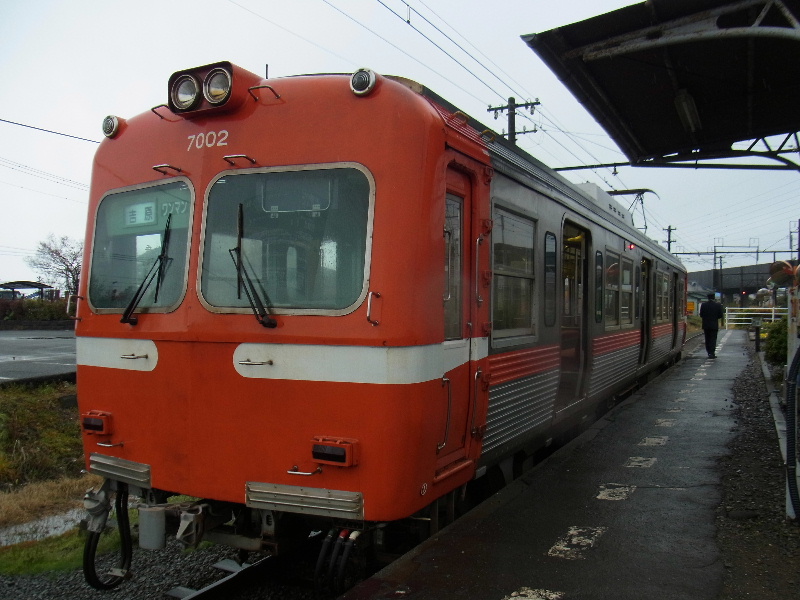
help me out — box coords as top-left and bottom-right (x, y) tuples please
(171, 74), (201, 111)
(350, 68), (377, 96)
(204, 68), (232, 105)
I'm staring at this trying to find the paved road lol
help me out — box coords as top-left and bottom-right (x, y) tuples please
(343, 330), (747, 600)
(0, 329), (76, 382)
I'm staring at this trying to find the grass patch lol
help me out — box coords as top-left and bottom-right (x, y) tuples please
(0, 512), (133, 576)
(0, 381), (98, 529)
(0, 526), (89, 575)
(0, 381), (83, 489)
(0, 473), (102, 528)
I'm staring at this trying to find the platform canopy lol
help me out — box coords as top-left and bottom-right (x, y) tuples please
(524, 0), (800, 170)
(0, 281), (53, 298)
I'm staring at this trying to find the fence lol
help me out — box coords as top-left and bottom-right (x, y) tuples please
(724, 307), (788, 329)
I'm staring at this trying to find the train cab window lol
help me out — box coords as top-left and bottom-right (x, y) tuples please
(88, 180), (192, 311)
(201, 165), (371, 313)
(492, 208), (535, 339)
(604, 251), (620, 326)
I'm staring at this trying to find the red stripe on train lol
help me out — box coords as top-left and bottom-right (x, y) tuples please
(593, 330), (641, 356)
(487, 345), (560, 386)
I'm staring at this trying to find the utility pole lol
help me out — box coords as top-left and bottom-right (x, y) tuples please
(663, 226), (676, 252)
(487, 97), (540, 144)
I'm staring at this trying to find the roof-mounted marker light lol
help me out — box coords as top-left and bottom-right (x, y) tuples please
(350, 68), (377, 96)
(102, 115), (121, 138)
(204, 68), (232, 105)
(171, 74), (201, 111)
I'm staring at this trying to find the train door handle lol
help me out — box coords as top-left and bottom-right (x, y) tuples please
(367, 291), (381, 326)
(66, 294), (84, 321)
(437, 377), (452, 452)
(471, 368), (482, 437)
(287, 466), (323, 476)
(475, 236), (484, 307)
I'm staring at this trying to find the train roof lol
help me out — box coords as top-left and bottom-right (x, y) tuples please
(392, 77), (683, 270)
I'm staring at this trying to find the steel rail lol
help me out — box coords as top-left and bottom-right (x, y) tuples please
(165, 556), (274, 599)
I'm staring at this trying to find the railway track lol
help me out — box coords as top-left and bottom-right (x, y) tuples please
(162, 556), (276, 599)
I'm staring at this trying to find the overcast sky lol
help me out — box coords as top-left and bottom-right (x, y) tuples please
(2, 0), (798, 286)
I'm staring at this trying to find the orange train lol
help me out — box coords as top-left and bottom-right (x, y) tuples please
(76, 62), (686, 589)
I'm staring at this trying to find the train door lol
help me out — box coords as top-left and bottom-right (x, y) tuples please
(438, 169), (475, 472)
(639, 258), (653, 364)
(555, 222), (589, 409)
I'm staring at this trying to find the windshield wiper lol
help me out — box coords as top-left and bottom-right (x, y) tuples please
(229, 204), (277, 328)
(120, 214), (173, 325)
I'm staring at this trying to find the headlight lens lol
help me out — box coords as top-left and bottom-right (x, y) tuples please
(171, 75), (200, 110)
(204, 68), (232, 105)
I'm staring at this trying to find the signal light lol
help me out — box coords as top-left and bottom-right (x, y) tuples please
(82, 410), (112, 435)
(311, 436), (359, 467)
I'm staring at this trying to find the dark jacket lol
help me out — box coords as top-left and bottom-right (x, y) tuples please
(699, 300), (723, 330)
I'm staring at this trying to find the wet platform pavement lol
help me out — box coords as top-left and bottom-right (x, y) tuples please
(0, 329), (76, 383)
(342, 330), (748, 600)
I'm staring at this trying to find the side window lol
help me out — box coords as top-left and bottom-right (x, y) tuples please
(594, 251), (603, 323)
(444, 195), (462, 340)
(492, 207), (536, 338)
(655, 271), (669, 323)
(620, 257), (633, 326)
(668, 273), (675, 321)
(605, 251), (620, 326)
(544, 232), (557, 327)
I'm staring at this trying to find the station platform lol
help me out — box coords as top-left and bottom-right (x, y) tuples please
(342, 329), (749, 600)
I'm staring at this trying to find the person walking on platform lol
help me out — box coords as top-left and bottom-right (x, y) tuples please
(699, 293), (723, 358)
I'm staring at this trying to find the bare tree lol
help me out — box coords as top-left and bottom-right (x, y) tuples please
(25, 235), (83, 293)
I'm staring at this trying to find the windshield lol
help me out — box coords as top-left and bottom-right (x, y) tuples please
(88, 181), (192, 311)
(201, 166), (371, 313)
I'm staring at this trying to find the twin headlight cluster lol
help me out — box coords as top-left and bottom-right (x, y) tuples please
(170, 65), (233, 112)
(103, 63), (380, 138)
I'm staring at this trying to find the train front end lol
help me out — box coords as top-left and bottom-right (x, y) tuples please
(76, 62), (491, 588)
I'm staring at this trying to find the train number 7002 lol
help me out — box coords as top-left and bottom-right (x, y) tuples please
(187, 131), (229, 151)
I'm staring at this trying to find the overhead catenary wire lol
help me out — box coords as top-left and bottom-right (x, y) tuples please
(4, 2), (787, 272)
(0, 156), (89, 191)
(0, 179), (87, 204)
(372, 1), (627, 191)
(318, 0), (488, 105)
(0, 118), (99, 145)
